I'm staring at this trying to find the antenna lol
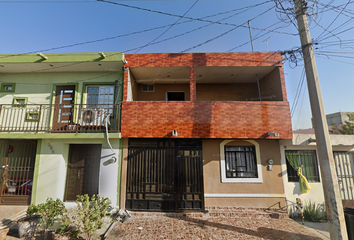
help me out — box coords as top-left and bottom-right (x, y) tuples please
(248, 20), (254, 52)
(263, 37), (271, 52)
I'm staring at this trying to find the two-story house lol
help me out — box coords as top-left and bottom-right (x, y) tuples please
(120, 52), (292, 212)
(0, 52), (125, 207)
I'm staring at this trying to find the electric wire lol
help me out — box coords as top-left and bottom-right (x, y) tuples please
(0, 1), (274, 59)
(0, 3), (277, 78)
(308, 15), (354, 51)
(315, 0), (353, 41)
(290, 67), (306, 118)
(133, 0), (199, 53)
(95, 0), (296, 36)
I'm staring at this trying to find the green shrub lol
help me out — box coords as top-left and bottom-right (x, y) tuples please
(24, 198), (65, 239)
(303, 201), (327, 222)
(68, 194), (112, 240)
(37, 198), (66, 232)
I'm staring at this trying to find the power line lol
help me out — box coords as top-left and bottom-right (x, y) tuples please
(0, 4), (277, 77)
(290, 67), (306, 118)
(0, 2), (275, 59)
(315, 0), (353, 41)
(0, 1), (95, 2)
(96, 0), (297, 36)
(134, 0), (199, 53)
(308, 15), (354, 51)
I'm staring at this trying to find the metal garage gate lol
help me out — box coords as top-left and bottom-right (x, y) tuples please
(126, 139), (204, 212)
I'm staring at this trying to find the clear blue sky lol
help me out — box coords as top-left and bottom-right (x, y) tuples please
(1, 0), (353, 130)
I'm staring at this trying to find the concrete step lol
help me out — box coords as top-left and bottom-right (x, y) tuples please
(129, 207), (288, 219)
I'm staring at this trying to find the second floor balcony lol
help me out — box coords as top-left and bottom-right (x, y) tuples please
(121, 53), (292, 139)
(121, 101), (292, 139)
(0, 104), (121, 133)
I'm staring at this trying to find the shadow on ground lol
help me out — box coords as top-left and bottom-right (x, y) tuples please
(167, 215), (323, 240)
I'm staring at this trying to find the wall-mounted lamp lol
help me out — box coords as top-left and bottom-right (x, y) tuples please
(37, 52), (48, 60)
(109, 156), (117, 163)
(308, 138), (316, 143)
(267, 159), (274, 171)
(172, 130), (178, 137)
(99, 51), (106, 58)
(267, 131), (279, 137)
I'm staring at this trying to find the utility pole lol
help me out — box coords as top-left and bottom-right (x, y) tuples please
(293, 0), (348, 239)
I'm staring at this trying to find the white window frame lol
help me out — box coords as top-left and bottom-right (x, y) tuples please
(220, 140), (263, 183)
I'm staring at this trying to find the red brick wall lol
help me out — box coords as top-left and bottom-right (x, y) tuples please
(124, 52), (283, 68)
(123, 52), (287, 101)
(121, 101), (292, 139)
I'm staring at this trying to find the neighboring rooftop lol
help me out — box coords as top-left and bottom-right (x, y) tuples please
(0, 52), (125, 72)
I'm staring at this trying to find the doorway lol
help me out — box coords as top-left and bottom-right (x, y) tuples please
(52, 85), (76, 131)
(0, 140), (37, 205)
(64, 144), (101, 201)
(126, 139), (204, 211)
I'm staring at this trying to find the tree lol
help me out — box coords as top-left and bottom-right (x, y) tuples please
(329, 113), (354, 135)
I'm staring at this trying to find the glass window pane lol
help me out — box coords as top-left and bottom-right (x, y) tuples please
(225, 146), (257, 178)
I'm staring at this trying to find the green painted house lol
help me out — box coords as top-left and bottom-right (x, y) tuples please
(0, 52), (125, 207)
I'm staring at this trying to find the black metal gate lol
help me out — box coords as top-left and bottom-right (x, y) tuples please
(126, 139), (204, 212)
(0, 140), (37, 205)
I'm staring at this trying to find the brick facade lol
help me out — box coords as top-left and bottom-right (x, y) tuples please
(121, 101), (292, 139)
(122, 52), (292, 139)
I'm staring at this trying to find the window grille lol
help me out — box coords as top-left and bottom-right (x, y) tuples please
(142, 84), (154, 92)
(225, 146), (257, 178)
(285, 150), (320, 182)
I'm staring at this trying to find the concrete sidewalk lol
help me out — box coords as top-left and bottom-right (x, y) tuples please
(0, 205), (27, 228)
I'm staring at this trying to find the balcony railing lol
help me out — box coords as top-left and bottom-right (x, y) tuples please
(0, 104), (121, 133)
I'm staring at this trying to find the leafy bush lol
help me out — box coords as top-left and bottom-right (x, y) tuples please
(303, 201), (327, 222)
(37, 198), (66, 232)
(24, 198), (65, 239)
(67, 194), (112, 240)
(24, 195), (113, 240)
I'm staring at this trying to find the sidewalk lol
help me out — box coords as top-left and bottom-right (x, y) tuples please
(0, 205), (27, 228)
(106, 208), (329, 240)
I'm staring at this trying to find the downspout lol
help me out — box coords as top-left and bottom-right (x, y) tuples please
(256, 75), (262, 101)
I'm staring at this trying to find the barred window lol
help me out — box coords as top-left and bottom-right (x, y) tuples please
(285, 150), (320, 182)
(225, 146), (257, 178)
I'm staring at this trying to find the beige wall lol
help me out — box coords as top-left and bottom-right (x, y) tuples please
(196, 83), (259, 101)
(136, 84), (190, 101)
(203, 139), (285, 209)
(259, 68), (283, 101)
(280, 134), (354, 214)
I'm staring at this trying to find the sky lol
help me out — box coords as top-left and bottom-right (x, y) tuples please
(1, 0), (353, 130)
